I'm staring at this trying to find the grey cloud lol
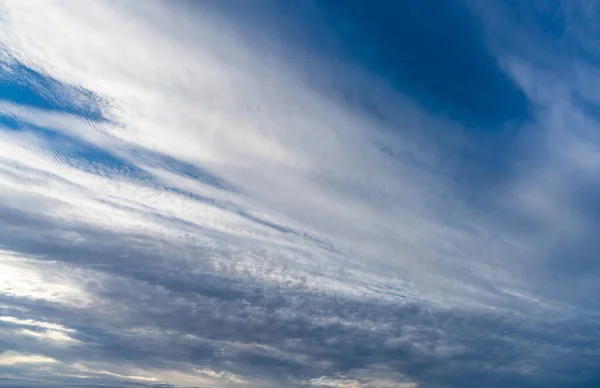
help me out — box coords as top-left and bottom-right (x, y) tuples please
(2, 207), (599, 387)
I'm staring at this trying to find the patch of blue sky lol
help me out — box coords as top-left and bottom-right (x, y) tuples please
(315, 0), (532, 128)
(0, 59), (108, 123)
(571, 91), (600, 123)
(207, 0), (532, 129)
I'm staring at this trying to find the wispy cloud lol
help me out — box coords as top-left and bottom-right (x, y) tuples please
(0, 0), (599, 387)
(0, 351), (58, 366)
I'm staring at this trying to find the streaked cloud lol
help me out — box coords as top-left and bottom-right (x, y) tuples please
(0, 0), (599, 387)
(0, 351), (57, 366)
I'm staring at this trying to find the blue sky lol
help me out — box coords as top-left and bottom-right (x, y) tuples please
(1, 1), (599, 387)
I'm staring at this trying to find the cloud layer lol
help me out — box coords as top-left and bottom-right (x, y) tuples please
(1, 0), (600, 387)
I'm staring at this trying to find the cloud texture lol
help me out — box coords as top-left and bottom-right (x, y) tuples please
(1, 0), (600, 387)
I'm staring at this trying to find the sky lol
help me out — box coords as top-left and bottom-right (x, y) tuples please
(0, 0), (600, 387)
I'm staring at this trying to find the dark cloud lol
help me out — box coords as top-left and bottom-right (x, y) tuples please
(1, 204), (600, 387)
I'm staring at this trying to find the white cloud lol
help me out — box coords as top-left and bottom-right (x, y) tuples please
(0, 351), (57, 365)
(310, 375), (417, 388)
(14, 329), (80, 345)
(71, 362), (250, 387)
(0, 251), (92, 306)
(0, 316), (74, 332)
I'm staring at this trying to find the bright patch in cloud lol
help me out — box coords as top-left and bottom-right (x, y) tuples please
(0, 351), (57, 366)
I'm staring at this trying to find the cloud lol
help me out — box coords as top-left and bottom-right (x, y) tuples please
(14, 328), (80, 345)
(0, 316), (75, 333)
(0, 351), (57, 366)
(0, 0), (599, 387)
(0, 250), (92, 306)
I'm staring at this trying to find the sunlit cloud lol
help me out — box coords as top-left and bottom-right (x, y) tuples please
(0, 251), (92, 306)
(0, 316), (75, 332)
(0, 351), (57, 366)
